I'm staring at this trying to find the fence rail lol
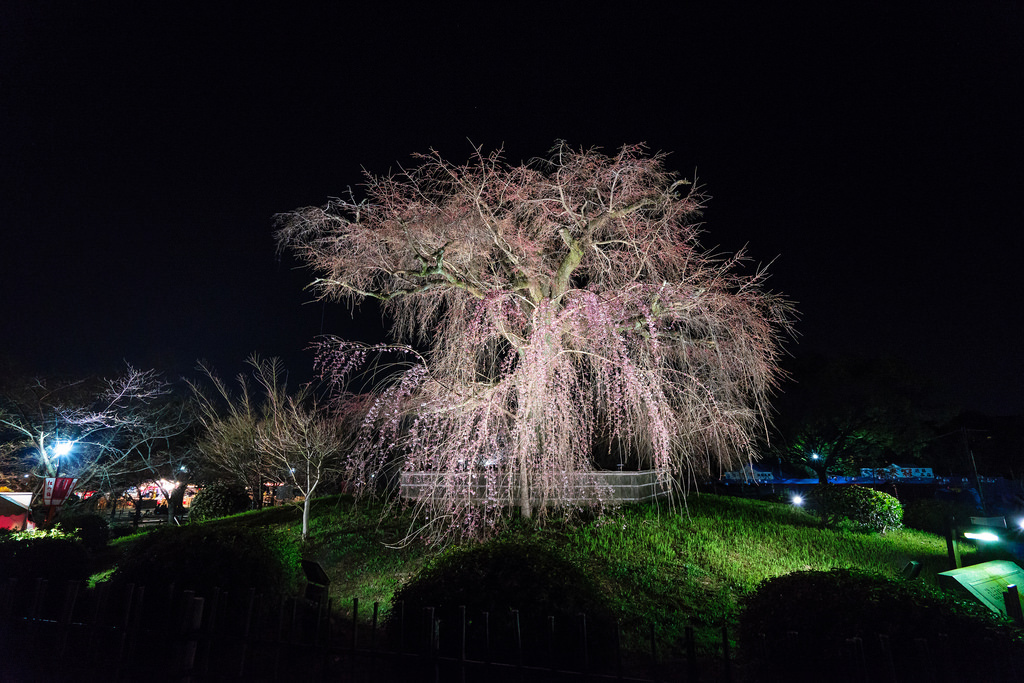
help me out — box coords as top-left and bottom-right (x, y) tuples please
(400, 469), (673, 504)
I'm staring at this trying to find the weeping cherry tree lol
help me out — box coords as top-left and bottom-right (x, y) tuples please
(276, 142), (792, 540)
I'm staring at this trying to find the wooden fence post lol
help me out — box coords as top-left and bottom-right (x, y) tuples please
(459, 605), (466, 662)
(0, 578), (16, 623)
(371, 601), (379, 651)
(424, 606), (436, 657)
(844, 636), (866, 683)
(512, 608), (522, 669)
(548, 615), (557, 671)
(85, 581), (110, 674)
(352, 597), (359, 651)
(649, 622), (659, 683)
(878, 633), (897, 683)
(131, 584), (147, 656)
(26, 578), (47, 643)
(615, 619), (623, 681)
(1004, 584), (1024, 624)
(397, 600), (405, 654)
(200, 587), (220, 676)
(686, 623), (698, 682)
(721, 624), (731, 683)
(176, 595), (204, 683)
(56, 580), (79, 659)
(913, 637), (935, 683)
(946, 517), (962, 570)
(237, 588), (256, 677)
(113, 584), (137, 675)
(578, 612), (588, 674)
(273, 594), (286, 678)
(483, 611), (491, 665)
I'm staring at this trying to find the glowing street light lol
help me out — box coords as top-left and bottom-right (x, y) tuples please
(810, 453), (819, 460)
(51, 439), (74, 478)
(792, 495), (804, 506)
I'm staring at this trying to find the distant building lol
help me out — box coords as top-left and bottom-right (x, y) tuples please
(723, 463), (773, 483)
(860, 464), (934, 480)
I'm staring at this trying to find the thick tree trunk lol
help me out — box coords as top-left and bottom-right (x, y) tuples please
(132, 492), (143, 530)
(519, 453), (531, 519)
(108, 491), (119, 522)
(169, 483), (186, 525)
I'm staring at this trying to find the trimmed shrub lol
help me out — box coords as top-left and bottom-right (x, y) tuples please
(811, 484), (903, 532)
(389, 539), (616, 667)
(54, 513), (110, 553)
(739, 568), (1023, 683)
(0, 533), (90, 583)
(111, 524), (301, 599)
(188, 482), (251, 523)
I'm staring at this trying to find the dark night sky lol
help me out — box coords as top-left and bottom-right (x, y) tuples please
(2, 2), (1022, 414)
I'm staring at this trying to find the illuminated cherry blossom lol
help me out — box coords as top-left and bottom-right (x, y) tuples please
(278, 142), (792, 540)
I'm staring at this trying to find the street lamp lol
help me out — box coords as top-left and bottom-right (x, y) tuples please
(45, 439), (76, 523)
(51, 440), (74, 477)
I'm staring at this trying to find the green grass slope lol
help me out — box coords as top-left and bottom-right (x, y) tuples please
(99, 492), (1013, 664)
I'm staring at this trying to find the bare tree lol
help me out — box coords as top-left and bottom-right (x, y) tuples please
(188, 357), (277, 508)
(91, 395), (196, 527)
(277, 142), (792, 540)
(0, 366), (174, 503)
(255, 359), (346, 540)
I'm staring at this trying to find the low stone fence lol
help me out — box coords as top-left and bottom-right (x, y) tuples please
(399, 469), (672, 504)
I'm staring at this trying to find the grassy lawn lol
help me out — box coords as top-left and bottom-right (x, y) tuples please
(96, 491), (1008, 663)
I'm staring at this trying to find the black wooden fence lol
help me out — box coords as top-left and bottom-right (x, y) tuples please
(0, 577), (717, 682)
(3, 578), (1023, 683)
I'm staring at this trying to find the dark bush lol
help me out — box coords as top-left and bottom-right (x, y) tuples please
(740, 568), (1023, 682)
(389, 539), (616, 667)
(54, 513), (109, 552)
(0, 532), (91, 623)
(811, 484), (903, 532)
(111, 524), (300, 599)
(0, 535), (90, 583)
(902, 498), (980, 536)
(188, 482), (251, 522)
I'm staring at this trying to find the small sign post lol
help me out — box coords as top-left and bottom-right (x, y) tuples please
(938, 560), (1024, 618)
